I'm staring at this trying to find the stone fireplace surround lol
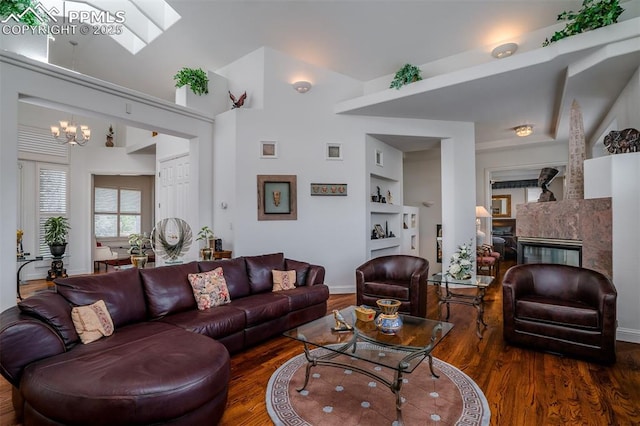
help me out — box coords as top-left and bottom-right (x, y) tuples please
(515, 198), (612, 279)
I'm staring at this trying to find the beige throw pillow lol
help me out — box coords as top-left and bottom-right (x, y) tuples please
(188, 267), (231, 310)
(272, 270), (296, 292)
(71, 300), (114, 344)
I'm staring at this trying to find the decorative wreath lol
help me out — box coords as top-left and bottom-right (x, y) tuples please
(151, 218), (193, 261)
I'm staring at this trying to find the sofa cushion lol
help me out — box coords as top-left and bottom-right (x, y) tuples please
(140, 262), (199, 319)
(56, 268), (146, 328)
(71, 300), (114, 344)
(272, 270), (296, 291)
(245, 253), (285, 293)
(199, 258), (251, 299)
(18, 292), (78, 346)
(516, 295), (599, 329)
(277, 284), (330, 311)
(285, 259), (310, 286)
(20, 322), (230, 425)
(159, 305), (246, 339)
(227, 292), (289, 327)
(188, 268), (231, 310)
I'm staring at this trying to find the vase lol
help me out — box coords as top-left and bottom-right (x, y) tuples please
(130, 255), (148, 268)
(375, 299), (403, 334)
(201, 247), (213, 261)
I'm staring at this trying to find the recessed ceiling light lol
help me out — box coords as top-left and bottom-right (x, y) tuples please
(491, 43), (518, 59)
(514, 125), (533, 137)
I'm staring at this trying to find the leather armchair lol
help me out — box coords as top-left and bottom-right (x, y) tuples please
(356, 255), (429, 318)
(503, 264), (617, 364)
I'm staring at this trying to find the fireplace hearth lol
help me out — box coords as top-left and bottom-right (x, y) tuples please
(517, 237), (582, 267)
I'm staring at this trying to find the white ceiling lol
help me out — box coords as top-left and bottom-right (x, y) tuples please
(43, 0), (640, 154)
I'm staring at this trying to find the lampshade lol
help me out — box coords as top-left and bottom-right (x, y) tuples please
(475, 206), (491, 218)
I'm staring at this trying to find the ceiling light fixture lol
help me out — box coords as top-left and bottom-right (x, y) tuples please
(515, 125), (533, 137)
(491, 42), (518, 59)
(292, 81), (312, 93)
(51, 118), (91, 146)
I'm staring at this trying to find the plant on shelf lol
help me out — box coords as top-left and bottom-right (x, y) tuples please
(196, 226), (215, 260)
(542, 0), (625, 47)
(44, 216), (70, 257)
(0, 0), (47, 27)
(446, 240), (474, 280)
(389, 64), (423, 89)
(173, 67), (209, 96)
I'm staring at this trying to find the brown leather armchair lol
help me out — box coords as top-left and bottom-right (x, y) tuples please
(503, 264), (617, 364)
(356, 255), (429, 318)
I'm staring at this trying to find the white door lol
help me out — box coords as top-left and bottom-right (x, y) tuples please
(157, 154), (190, 221)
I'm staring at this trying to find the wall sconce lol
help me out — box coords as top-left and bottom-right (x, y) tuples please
(514, 125), (533, 137)
(491, 42), (518, 59)
(292, 81), (312, 93)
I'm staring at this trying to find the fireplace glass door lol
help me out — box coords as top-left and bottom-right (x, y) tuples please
(518, 238), (582, 267)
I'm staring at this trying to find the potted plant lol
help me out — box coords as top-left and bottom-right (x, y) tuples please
(196, 226), (215, 260)
(389, 64), (423, 89)
(173, 67), (209, 96)
(542, 0), (625, 46)
(43, 216), (70, 257)
(128, 233), (151, 268)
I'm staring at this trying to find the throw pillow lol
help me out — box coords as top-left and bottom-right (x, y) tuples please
(272, 270), (296, 292)
(188, 267), (231, 310)
(71, 300), (114, 344)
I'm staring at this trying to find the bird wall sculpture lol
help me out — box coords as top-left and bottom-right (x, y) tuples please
(229, 91), (247, 109)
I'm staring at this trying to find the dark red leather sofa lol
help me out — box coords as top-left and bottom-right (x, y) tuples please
(0, 252), (328, 425)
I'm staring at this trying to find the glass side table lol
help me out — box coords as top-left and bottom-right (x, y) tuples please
(427, 273), (494, 338)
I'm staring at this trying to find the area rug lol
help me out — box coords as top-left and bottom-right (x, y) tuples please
(266, 343), (490, 426)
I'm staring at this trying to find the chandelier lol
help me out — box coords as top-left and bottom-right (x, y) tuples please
(51, 119), (91, 146)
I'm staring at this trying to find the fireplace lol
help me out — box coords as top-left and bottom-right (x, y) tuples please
(517, 237), (582, 267)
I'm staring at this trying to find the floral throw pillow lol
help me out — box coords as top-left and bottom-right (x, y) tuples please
(272, 270), (296, 292)
(188, 267), (231, 310)
(71, 300), (114, 344)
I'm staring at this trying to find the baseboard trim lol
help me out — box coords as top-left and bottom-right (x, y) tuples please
(617, 327), (640, 344)
(328, 284), (355, 294)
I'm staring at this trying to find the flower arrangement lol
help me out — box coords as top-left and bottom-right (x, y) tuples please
(128, 233), (151, 256)
(447, 240), (474, 280)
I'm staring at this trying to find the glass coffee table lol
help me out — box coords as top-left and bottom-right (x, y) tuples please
(283, 306), (453, 425)
(428, 273), (494, 338)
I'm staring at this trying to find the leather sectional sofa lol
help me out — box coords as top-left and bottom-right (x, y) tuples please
(0, 252), (329, 425)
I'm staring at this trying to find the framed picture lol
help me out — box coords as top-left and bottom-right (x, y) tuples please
(326, 143), (342, 160)
(436, 224), (442, 263)
(260, 141), (278, 158)
(374, 224), (385, 239)
(375, 149), (383, 166)
(310, 183), (347, 196)
(257, 175), (297, 220)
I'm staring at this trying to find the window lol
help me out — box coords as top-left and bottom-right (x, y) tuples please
(94, 187), (141, 237)
(38, 165), (68, 254)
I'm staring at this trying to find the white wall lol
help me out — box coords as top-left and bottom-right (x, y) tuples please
(589, 66), (640, 158)
(213, 47), (475, 293)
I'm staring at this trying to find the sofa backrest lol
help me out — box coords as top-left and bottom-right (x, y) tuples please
(139, 262), (199, 319)
(198, 257), (251, 299)
(245, 253), (285, 293)
(55, 267), (147, 328)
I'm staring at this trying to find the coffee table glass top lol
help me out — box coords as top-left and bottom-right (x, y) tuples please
(283, 306), (453, 373)
(428, 272), (494, 288)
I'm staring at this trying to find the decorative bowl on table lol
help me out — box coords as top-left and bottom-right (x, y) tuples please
(375, 299), (403, 334)
(354, 305), (376, 322)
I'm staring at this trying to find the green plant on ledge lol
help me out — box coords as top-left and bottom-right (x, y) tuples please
(389, 64), (423, 89)
(0, 0), (46, 27)
(173, 67), (209, 96)
(542, 0), (625, 47)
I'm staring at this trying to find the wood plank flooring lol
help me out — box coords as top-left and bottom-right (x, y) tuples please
(2, 262), (639, 425)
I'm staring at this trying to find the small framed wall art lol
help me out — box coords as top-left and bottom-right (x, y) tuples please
(326, 143), (342, 160)
(257, 175), (297, 220)
(260, 141), (278, 158)
(310, 183), (347, 196)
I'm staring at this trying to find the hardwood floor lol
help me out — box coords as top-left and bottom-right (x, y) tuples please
(2, 263), (639, 425)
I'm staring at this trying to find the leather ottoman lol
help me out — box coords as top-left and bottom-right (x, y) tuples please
(19, 323), (230, 425)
